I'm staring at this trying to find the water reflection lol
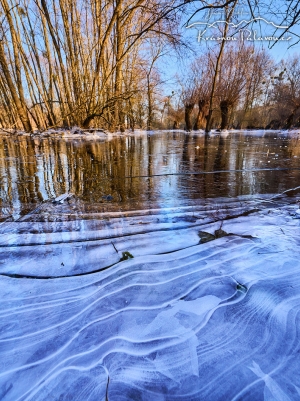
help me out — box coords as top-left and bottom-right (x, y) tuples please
(1, 131), (300, 219)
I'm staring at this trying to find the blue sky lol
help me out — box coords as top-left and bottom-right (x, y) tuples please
(159, 1), (300, 96)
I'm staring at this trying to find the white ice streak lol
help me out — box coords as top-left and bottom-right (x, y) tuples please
(0, 200), (300, 400)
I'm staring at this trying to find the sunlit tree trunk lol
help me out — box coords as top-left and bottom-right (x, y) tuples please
(194, 100), (208, 130)
(185, 103), (194, 131)
(0, 41), (32, 132)
(205, 1), (238, 133)
(220, 100), (230, 130)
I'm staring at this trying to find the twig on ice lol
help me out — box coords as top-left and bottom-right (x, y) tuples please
(105, 375), (110, 401)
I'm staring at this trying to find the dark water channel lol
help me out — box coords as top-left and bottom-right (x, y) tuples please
(1, 130), (300, 220)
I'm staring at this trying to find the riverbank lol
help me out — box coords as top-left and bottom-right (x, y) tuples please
(1, 127), (300, 139)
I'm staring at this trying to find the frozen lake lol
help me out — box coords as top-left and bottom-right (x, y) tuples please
(1, 130), (300, 400)
(1, 130), (300, 219)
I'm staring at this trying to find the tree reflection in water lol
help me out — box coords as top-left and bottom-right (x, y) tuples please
(0, 131), (300, 220)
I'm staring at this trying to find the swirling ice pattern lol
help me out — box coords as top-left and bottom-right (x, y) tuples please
(0, 200), (300, 400)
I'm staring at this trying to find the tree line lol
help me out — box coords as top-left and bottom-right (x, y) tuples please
(0, 0), (299, 133)
(174, 44), (300, 131)
(177, 44), (300, 132)
(0, 0), (186, 132)
(177, 0), (300, 132)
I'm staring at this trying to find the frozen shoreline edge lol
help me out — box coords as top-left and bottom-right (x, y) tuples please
(1, 128), (300, 141)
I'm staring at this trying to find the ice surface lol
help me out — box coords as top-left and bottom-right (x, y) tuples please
(0, 197), (300, 400)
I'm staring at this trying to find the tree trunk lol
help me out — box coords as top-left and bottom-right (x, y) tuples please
(0, 41), (32, 132)
(129, 116), (135, 131)
(285, 113), (294, 129)
(128, 98), (135, 131)
(220, 100), (229, 130)
(194, 99), (207, 130)
(205, 0), (238, 133)
(147, 74), (153, 130)
(40, 0), (73, 117)
(185, 103), (194, 131)
(113, 0), (123, 131)
(82, 114), (95, 128)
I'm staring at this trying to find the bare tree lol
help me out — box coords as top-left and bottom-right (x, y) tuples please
(214, 43), (256, 129)
(205, 0), (238, 132)
(236, 48), (272, 128)
(0, 0), (191, 132)
(190, 55), (212, 130)
(270, 56), (300, 128)
(179, 73), (198, 131)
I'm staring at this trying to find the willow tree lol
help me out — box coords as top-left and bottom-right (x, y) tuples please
(190, 55), (212, 130)
(180, 84), (197, 132)
(213, 43), (255, 129)
(270, 56), (300, 128)
(237, 48), (272, 128)
(0, 0), (188, 132)
(204, 0), (238, 133)
(0, 0), (33, 132)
